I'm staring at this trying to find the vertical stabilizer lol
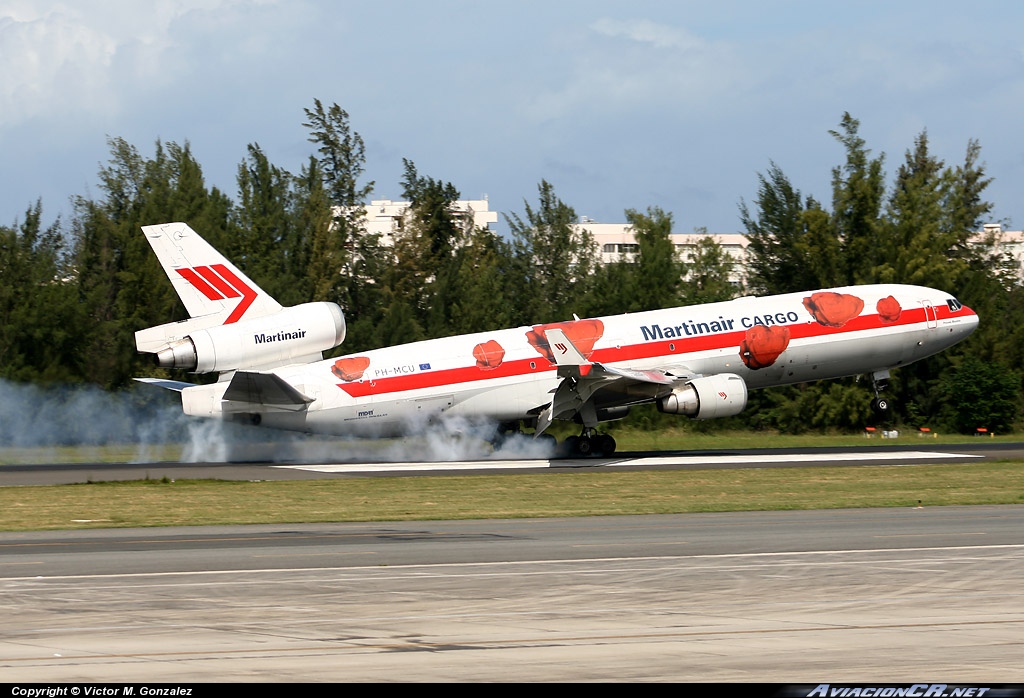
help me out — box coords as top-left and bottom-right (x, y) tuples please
(142, 222), (282, 322)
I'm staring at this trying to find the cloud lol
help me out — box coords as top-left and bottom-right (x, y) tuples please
(589, 17), (706, 51)
(0, 7), (119, 126)
(0, 1), (280, 129)
(519, 17), (747, 125)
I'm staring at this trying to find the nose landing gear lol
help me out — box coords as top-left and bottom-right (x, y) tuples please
(870, 369), (890, 415)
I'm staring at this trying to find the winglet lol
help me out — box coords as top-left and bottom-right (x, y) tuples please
(543, 328), (589, 367)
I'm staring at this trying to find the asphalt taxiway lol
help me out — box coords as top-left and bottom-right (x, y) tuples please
(2, 507), (1023, 682)
(2, 443), (1022, 681)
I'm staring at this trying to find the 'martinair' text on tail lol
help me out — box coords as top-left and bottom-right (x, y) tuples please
(134, 221), (978, 457)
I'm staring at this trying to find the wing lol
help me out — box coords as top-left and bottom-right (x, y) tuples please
(534, 328), (692, 435)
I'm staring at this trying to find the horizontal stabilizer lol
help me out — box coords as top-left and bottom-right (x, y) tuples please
(223, 371), (313, 406)
(133, 377), (196, 392)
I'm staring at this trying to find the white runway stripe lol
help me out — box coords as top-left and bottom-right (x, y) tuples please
(274, 450), (981, 474)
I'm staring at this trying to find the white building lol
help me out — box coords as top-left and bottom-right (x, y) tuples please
(976, 223), (1024, 277)
(582, 219), (1024, 286)
(582, 221), (749, 286)
(354, 198), (499, 247)
(343, 202), (1021, 284)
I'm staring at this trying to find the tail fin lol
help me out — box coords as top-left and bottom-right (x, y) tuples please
(142, 222), (282, 323)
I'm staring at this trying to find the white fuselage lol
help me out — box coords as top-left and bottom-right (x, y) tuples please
(178, 283), (978, 436)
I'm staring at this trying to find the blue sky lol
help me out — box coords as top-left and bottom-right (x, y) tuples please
(2, 1), (1022, 235)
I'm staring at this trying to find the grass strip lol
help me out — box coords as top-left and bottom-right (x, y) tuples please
(1, 461), (1022, 531)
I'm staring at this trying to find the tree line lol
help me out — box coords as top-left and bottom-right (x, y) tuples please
(0, 104), (1018, 434)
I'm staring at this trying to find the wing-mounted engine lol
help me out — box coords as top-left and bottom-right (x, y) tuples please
(657, 373), (748, 419)
(136, 301), (346, 373)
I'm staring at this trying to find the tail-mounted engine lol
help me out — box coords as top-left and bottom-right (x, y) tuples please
(657, 373), (747, 420)
(137, 302), (346, 373)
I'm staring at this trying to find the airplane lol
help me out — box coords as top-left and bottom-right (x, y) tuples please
(134, 222), (979, 457)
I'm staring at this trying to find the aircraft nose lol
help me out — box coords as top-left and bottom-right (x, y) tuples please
(958, 304), (979, 336)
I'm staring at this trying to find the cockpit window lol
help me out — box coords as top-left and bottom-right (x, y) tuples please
(947, 298), (963, 312)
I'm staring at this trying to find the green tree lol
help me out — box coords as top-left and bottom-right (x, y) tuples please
(506, 180), (597, 323)
(302, 100), (380, 350)
(830, 112), (886, 284)
(585, 206), (684, 316)
(938, 356), (1018, 434)
(294, 157), (341, 303)
(0, 202), (82, 382)
(740, 163), (830, 294)
(585, 252), (635, 317)
(630, 207), (687, 309)
(943, 139), (993, 246)
(386, 159), (468, 337)
(679, 231), (738, 305)
(71, 138), (232, 387)
(303, 99), (374, 211)
(233, 143), (305, 306)
(874, 131), (962, 289)
(447, 227), (518, 334)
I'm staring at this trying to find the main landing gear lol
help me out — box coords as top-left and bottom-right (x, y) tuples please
(490, 422), (617, 458)
(560, 429), (616, 458)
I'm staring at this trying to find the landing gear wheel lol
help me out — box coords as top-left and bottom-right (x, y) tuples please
(872, 397), (889, 413)
(489, 422), (518, 451)
(593, 434), (616, 457)
(560, 435), (580, 458)
(576, 436), (593, 456)
(558, 432), (616, 458)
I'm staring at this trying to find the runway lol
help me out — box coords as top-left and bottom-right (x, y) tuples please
(2, 506), (1023, 682)
(0, 440), (1015, 486)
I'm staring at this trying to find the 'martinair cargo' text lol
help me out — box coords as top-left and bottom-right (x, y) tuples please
(640, 310), (801, 341)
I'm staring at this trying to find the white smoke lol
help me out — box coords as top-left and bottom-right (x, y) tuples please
(0, 378), (189, 462)
(376, 414), (558, 462)
(0, 379), (559, 465)
(178, 412), (559, 464)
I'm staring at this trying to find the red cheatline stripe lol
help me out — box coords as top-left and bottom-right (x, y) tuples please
(212, 264), (259, 324)
(177, 268), (224, 301)
(196, 265), (241, 299)
(335, 304), (970, 399)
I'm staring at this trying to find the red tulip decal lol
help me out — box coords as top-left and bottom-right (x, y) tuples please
(803, 292), (865, 328)
(527, 319), (605, 363)
(332, 356), (370, 382)
(473, 339), (505, 370)
(739, 325), (791, 370)
(876, 295), (902, 323)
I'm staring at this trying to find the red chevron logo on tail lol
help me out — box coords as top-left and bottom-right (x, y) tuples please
(176, 264), (258, 324)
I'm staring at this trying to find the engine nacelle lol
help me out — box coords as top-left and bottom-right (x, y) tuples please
(657, 373), (747, 420)
(155, 302), (346, 373)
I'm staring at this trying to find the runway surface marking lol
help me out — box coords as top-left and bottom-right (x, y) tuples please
(273, 450), (981, 474)
(3, 542), (1021, 583)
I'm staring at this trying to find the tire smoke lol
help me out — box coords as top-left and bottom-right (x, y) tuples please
(0, 380), (558, 464)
